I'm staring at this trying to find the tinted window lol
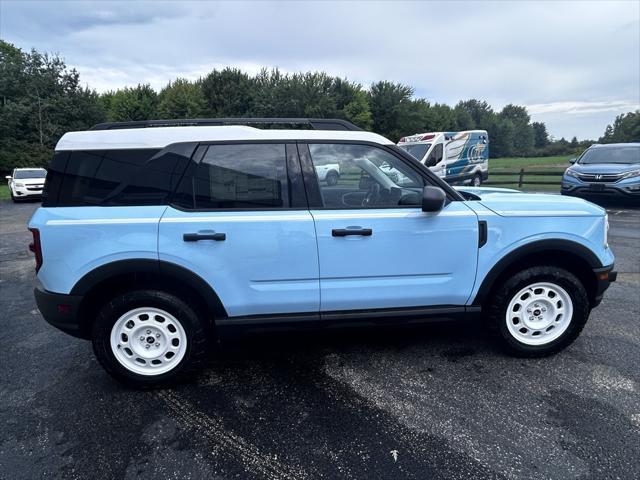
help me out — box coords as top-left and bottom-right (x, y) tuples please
(172, 144), (289, 210)
(308, 144), (424, 209)
(53, 145), (194, 206)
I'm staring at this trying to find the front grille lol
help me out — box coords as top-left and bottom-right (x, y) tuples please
(577, 173), (622, 183)
(27, 185), (44, 191)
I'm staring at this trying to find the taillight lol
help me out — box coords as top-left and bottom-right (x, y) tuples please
(28, 228), (43, 272)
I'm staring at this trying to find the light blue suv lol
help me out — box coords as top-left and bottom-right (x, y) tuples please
(562, 143), (640, 201)
(29, 118), (616, 386)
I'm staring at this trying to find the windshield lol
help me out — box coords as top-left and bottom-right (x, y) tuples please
(578, 146), (640, 165)
(399, 143), (430, 161)
(14, 169), (46, 179)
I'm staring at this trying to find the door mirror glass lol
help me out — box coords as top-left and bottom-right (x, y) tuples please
(422, 186), (446, 213)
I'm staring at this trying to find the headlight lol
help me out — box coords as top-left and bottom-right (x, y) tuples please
(14, 182), (25, 187)
(565, 168), (580, 179)
(620, 168), (640, 180)
(604, 214), (609, 248)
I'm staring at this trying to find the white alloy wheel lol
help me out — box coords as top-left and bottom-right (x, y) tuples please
(110, 307), (187, 376)
(505, 282), (574, 346)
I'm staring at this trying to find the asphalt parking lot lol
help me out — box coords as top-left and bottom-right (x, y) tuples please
(1, 199), (639, 480)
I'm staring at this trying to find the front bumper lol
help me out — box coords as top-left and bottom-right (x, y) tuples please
(13, 186), (43, 198)
(592, 264), (617, 307)
(34, 286), (86, 338)
(561, 178), (640, 200)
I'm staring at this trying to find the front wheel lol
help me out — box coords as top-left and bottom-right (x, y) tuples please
(487, 266), (590, 357)
(472, 173), (482, 187)
(92, 290), (210, 387)
(325, 171), (339, 186)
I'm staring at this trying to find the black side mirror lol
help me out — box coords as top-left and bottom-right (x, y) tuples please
(422, 186), (446, 213)
(569, 158), (577, 164)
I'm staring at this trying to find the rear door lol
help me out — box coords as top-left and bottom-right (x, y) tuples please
(301, 142), (479, 312)
(159, 142), (319, 318)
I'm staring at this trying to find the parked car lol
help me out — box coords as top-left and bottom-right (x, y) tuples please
(314, 162), (340, 186)
(6, 167), (47, 202)
(561, 143), (640, 201)
(398, 130), (489, 186)
(29, 118), (616, 387)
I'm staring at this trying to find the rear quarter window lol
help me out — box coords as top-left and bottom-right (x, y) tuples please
(47, 144), (195, 207)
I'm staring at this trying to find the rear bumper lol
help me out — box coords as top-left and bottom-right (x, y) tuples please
(34, 286), (86, 338)
(593, 264), (617, 307)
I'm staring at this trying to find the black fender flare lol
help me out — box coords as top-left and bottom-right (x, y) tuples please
(70, 259), (228, 319)
(472, 239), (602, 305)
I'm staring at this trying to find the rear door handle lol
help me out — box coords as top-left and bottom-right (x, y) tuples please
(332, 228), (373, 237)
(183, 232), (226, 242)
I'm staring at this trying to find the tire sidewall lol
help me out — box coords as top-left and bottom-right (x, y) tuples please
(494, 267), (590, 356)
(92, 290), (206, 387)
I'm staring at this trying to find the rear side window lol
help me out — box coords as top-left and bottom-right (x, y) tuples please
(172, 144), (289, 210)
(47, 144), (195, 207)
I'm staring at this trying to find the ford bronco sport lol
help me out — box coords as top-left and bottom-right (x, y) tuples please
(29, 118), (616, 386)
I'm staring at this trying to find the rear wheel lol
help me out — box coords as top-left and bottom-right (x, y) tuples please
(487, 266), (590, 357)
(92, 290), (209, 387)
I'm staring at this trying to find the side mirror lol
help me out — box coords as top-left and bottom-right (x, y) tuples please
(569, 158), (577, 164)
(422, 186), (446, 213)
(425, 157), (436, 167)
(5, 176), (11, 180)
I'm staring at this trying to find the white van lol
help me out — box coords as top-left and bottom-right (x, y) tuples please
(398, 130), (489, 186)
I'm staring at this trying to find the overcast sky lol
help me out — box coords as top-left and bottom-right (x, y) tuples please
(1, 0), (638, 139)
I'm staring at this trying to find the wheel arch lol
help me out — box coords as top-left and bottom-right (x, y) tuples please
(72, 259), (227, 338)
(473, 239), (602, 308)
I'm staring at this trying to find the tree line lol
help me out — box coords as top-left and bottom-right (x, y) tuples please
(1, 40), (638, 173)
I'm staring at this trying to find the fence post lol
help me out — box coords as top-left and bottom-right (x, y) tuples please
(518, 168), (524, 188)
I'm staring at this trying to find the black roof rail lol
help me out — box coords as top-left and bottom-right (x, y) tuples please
(89, 118), (362, 132)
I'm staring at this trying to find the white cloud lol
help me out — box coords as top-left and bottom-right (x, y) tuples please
(1, 0), (638, 139)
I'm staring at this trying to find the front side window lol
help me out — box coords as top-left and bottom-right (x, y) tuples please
(174, 143), (289, 209)
(308, 143), (424, 209)
(425, 144), (443, 166)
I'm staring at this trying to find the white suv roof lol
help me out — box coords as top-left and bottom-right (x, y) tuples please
(56, 125), (393, 151)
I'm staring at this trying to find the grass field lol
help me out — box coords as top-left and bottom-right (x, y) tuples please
(0, 184), (10, 200)
(486, 155), (571, 192)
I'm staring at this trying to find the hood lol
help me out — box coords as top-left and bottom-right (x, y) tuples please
(454, 186), (520, 196)
(14, 177), (45, 185)
(463, 191), (605, 217)
(567, 163), (640, 174)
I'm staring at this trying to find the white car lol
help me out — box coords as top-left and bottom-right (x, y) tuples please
(6, 168), (47, 202)
(314, 163), (340, 186)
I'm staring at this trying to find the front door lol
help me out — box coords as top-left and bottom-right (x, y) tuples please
(302, 142), (478, 312)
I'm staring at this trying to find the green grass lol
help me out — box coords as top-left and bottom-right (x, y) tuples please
(0, 184), (10, 200)
(489, 155), (573, 170)
(485, 155), (571, 192)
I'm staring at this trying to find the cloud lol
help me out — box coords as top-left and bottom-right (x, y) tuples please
(1, 0), (638, 139)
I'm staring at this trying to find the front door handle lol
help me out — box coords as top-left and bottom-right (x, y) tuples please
(332, 228), (373, 237)
(183, 232), (226, 242)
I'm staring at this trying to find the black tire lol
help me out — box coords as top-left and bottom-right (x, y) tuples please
(487, 266), (590, 357)
(326, 170), (339, 186)
(472, 173), (482, 187)
(92, 289), (210, 387)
